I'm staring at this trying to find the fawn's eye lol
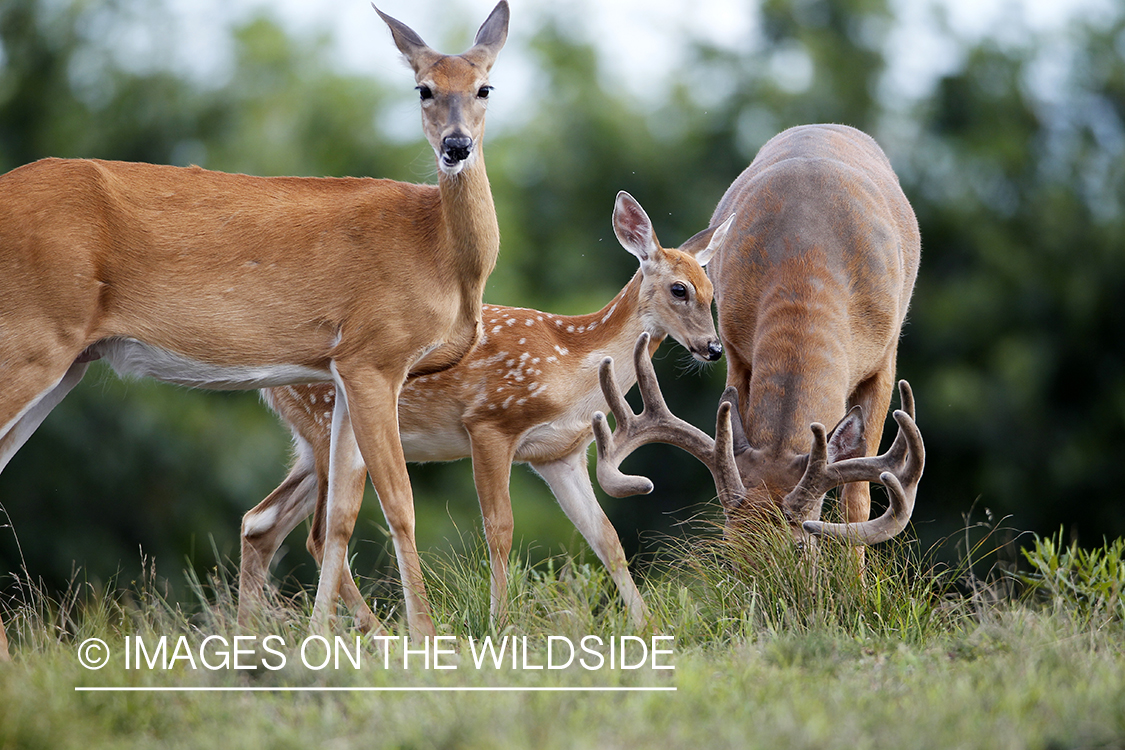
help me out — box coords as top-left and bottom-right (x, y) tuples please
(671, 283), (688, 299)
(417, 86), (433, 101)
(478, 86), (493, 99)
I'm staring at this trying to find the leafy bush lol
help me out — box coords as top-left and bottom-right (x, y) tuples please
(1020, 530), (1125, 622)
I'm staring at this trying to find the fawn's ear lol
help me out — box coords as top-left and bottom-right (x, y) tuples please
(826, 406), (866, 462)
(613, 191), (660, 264)
(373, 4), (441, 75)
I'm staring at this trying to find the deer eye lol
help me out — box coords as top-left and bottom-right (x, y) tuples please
(417, 86), (433, 101)
(478, 86), (493, 99)
(671, 283), (688, 299)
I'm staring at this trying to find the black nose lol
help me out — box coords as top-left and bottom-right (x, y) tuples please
(706, 341), (723, 361)
(442, 135), (473, 163)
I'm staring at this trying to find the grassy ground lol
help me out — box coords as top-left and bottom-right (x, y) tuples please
(1, 525), (1123, 750)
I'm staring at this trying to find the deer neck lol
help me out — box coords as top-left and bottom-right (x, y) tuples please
(438, 152), (500, 305)
(562, 271), (665, 384)
(742, 346), (851, 460)
(409, 152), (499, 375)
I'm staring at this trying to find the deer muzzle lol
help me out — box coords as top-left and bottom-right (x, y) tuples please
(441, 134), (473, 166)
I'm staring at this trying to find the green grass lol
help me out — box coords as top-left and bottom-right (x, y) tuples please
(2, 526), (1124, 750)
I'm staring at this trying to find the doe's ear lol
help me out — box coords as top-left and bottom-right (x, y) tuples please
(463, 1), (510, 71)
(826, 406), (866, 463)
(613, 191), (660, 263)
(373, 4), (441, 74)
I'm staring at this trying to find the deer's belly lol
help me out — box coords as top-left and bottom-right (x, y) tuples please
(86, 337), (329, 390)
(398, 423), (472, 463)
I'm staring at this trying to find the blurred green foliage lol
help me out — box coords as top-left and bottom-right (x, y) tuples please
(1, 0), (1123, 602)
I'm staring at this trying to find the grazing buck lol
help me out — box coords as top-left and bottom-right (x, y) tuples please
(593, 124), (925, 545)
(0, 1), (509, 658)
(240, 191), (732, 630)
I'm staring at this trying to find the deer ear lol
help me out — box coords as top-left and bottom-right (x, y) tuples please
(373, 4), (441, 74)
(463, 1), (510, 70)
(677, 213), (734, 268)
(696, 214), (734, 267)
(719, 386), (752, 455)
(613, 191), (659, 263)
(826, 406), (865, 463)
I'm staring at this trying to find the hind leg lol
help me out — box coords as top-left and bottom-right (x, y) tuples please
(0, 354), (89, 659)
(1, 360), (90, 472)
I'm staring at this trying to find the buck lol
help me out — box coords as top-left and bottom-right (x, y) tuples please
(0, 2), (509, 659)
(239, 191), (732, 630)
(592, 124), (925, 545)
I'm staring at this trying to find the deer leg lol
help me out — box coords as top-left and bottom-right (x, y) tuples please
(0, 357), (88, 660)
(842, 359), (898, 526)
(466, 425), (516, 628)
(1, 359), (89, 472)
(531, 451), (650, 629)
(310, 369), (367, 632)
(238, 449), (318, 625)
(326, 364), (436, 641)
(304, 463), (385, 635)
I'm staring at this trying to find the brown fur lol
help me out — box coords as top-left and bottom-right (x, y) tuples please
(0, 2), (511, 656)
(707, 124), (920, 535)
(239, 191), (730, 630)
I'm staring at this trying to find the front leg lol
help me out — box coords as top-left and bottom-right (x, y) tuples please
(310, 373), (369, 633)
(466, 424), (517, 629)
(531, 450), (650, 629)
(331, 363), (436, 641)
(305, 463), (386, 634)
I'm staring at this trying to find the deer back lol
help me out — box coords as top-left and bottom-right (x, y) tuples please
(708, 124), (920, 462)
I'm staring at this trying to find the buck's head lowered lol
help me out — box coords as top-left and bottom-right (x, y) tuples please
(611, 191), (730, 364)
(592, 336), (924, 547)
(375, 1), (509, 176)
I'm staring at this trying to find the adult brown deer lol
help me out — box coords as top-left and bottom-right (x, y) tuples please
(592, 124), (925, 545)
(0, 2), (509, 658)
(240, 191), (731, 631)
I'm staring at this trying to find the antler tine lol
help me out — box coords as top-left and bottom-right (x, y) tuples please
(593, 352), (655, 498)
(787, 377), (927, 541)
(796, 380), (926, 544)
(592, 333), (746, 509)
(711, 394), (748, 511)
(805, 407), (924, 543)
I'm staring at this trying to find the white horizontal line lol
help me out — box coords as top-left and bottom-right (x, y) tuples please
(75, 686), (676, 693)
